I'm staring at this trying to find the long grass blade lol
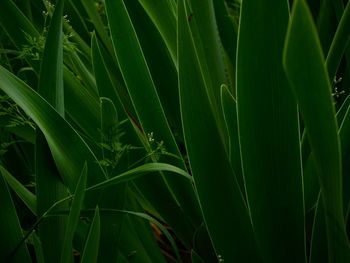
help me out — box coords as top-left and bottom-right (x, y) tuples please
(178, 0), (261, 261)
(137, 0), (177, 64)
(236, 0), (305, 261)
(80, 206), (100, 263)
(325, 0), (350, 79)
(0, 66), (107, 192)
(220, 85), (244, 191)
(35, 0), (68, 261)
(61, 163), (88, 263)
(105, 0), (201, 245)
(0, 175), (31, 262)
(283, 0), (350, 261)
(0, 165), (37, 214)
(87, 163), (191, 192)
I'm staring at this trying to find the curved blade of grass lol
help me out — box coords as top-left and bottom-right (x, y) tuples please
(0, 175), (31, 262)
(236, 0), (305, 262)
(14, 161), (191, 255)
(48, 204), (170, 262)
(283, 0), (350, 261)
(80, 206), (100, 263)
(178, 0), (261, 261)
(0, 165), (36, 215)
(105, 0), (201, 242)
(326, 0), (350, 80)
(87, 163), (191, 192)
(61, 163), (87, 263)
(0, 66), (106, 193)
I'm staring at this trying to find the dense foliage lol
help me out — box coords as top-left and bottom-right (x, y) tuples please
(1, 0), (350, 262)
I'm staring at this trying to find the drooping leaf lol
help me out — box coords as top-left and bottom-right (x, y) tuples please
(87, 163), (192, 192)
(0, 66), (107, 193)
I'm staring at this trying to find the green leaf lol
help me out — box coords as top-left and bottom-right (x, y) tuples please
(137, 0), (177, 64)
(192, 224), (216, 262)
(87, 163), (192, 192)
(64, 67), (102, 142)
(123, 0), (182, 135)
(339, 97), (350, 212)
(283, 0), (350, 261)
(213, 0), (238, 67)
(91, 34), (120, 106)
(0, 0), (40, 49)
(81, 0), (114, 55)
(105, 0), (201, 245)
(236, 0), (305, 261)
(326, 1), (350, 79)
(80, 206), (100, 263)
(88, 208), (180, 262)
(124, 194), (167, 263)
(61, 163), (88, 263)
(32, 231), (45, 263)
(316, 0), (337, 54)
(185, 0), (232, 144)
(220, 85), (243, 191)
(178, 0), (261, 261)
(0, 66), (107, 193)
(35, 1), (68, 261)
(38, 0), (65, 115)
(0, 165), (36, 215)
(0, 175), (31, 262)
(309, 193), (328, 263)
(123, 211), (180, 262)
